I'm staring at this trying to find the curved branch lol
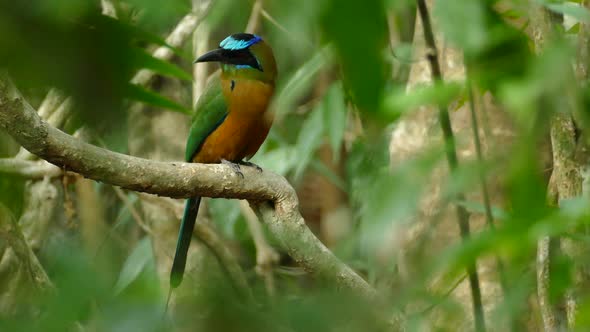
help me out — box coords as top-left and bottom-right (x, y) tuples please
(0, 77), (376, 300)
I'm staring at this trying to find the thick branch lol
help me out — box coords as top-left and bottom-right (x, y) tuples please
(0, 77), (376, 300)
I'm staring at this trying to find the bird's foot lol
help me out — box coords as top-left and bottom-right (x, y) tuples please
(221, 159), (244, 178)
(239, 161), (263, 173)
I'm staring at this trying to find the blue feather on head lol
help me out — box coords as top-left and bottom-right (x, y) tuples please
(220, 33), (262, 51)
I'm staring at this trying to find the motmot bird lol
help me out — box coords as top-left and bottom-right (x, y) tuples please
(170, 33), (277, 288)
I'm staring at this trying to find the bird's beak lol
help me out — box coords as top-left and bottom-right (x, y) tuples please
(194, 48), (226, 63)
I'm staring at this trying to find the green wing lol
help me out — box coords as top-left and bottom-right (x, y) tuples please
(185, 74), (228, 162)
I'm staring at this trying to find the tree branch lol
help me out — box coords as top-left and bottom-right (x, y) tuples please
(0, 158), (61, 178)
(0, 76), (376, 301)
(0, 203), (54, 293)
(416, 1), (486, 331)
(132, 10), (209, 87)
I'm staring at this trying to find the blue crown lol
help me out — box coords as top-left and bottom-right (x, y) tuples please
(220, 34), (262, 51)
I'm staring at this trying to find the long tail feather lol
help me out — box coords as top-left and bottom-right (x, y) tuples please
(170, 196), (201, 288)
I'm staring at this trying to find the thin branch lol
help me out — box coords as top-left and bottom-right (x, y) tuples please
(0, 203), (54, 292)
(37, 88), (66, 122)
(139, 193), (256, 303)
(0, 158), (62, 178)
(416, 1), (486, 331)
(191, 0), (211, 105)
(113, 187), (153, 235)
(0, 78), (376, 300)
(245, 0), (263, 34)
(193, 218), (256, 304)
(132, 10), (209, 87)
(240, 200), (279, 297)
(466, 83), (512, 297)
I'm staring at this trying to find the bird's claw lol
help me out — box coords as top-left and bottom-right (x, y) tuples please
(221, 159), (244, 178)
(240, 161), (263, 173)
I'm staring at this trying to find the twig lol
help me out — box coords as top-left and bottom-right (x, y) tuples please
(193, 218), (256, 304)
(113, 187), (153, 235)
(240, 200), (279, 297)
(0, 158), (62, 178)
(260, 9), (289, 39)
(466, 82), (511, 303)
(138, 193), (255, 303)
(16, 89), (67, 160)
(37, 88), (66, 122)
(245, 0), (263, 34)
(132, 10), (210, 87)
(138, 193), (184, 218)
(191, 0), (211, 105)
(0, 203), (54, 292)
(416, 1), (486, 331)
(46, 97), (73, 129)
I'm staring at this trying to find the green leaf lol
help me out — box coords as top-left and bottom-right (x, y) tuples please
(458, 200), (508, 221)
(382, 82), (463, 118)
(321, 0), (388, 112)
(113, 237), (153, 295)
(130, 47), (192, 81)
(250, 146), (298, 176)
(99, 15), (189, 60)
(567, 22), (581, 34)
(545, 2), (590, 23)
(322, 82), (348, 162)
(208, 199), (242, 238)
(125, 83), (191, 114)
(274, 47), (331, 121)
(294, 107), (324, 181)
(434, 0), (490, 55)
(434, 0), (530, 91)
(309, 159), (346, 191)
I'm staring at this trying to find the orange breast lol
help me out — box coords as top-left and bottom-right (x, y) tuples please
(192, 77), (274, 164)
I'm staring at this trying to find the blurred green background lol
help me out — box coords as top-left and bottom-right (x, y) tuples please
(1, 0), (590, 331)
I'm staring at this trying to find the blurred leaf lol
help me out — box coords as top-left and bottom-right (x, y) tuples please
(499, 40), (574, 124)
(434, 0), (490, 54)
(209, 199), (242, 238)
(125, 83), (191, 114)
(321, 0), (388, 112)
(310, 159), (346, 191)
(100, 15), (189, 59)
(113, 237), (153, 295)
(294, 107), (324, 181)
(434, 0), (530, 91)
(545, 2), (590, 23)
(125, 0), (192, 38)
(459, 200), (508, 220)
(251, 146), (298, 176)
(274, 47), (331, 121)
(382, 82), (463, 118)
(130, 47), (192, 81)
(321, 82), (348, 161)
